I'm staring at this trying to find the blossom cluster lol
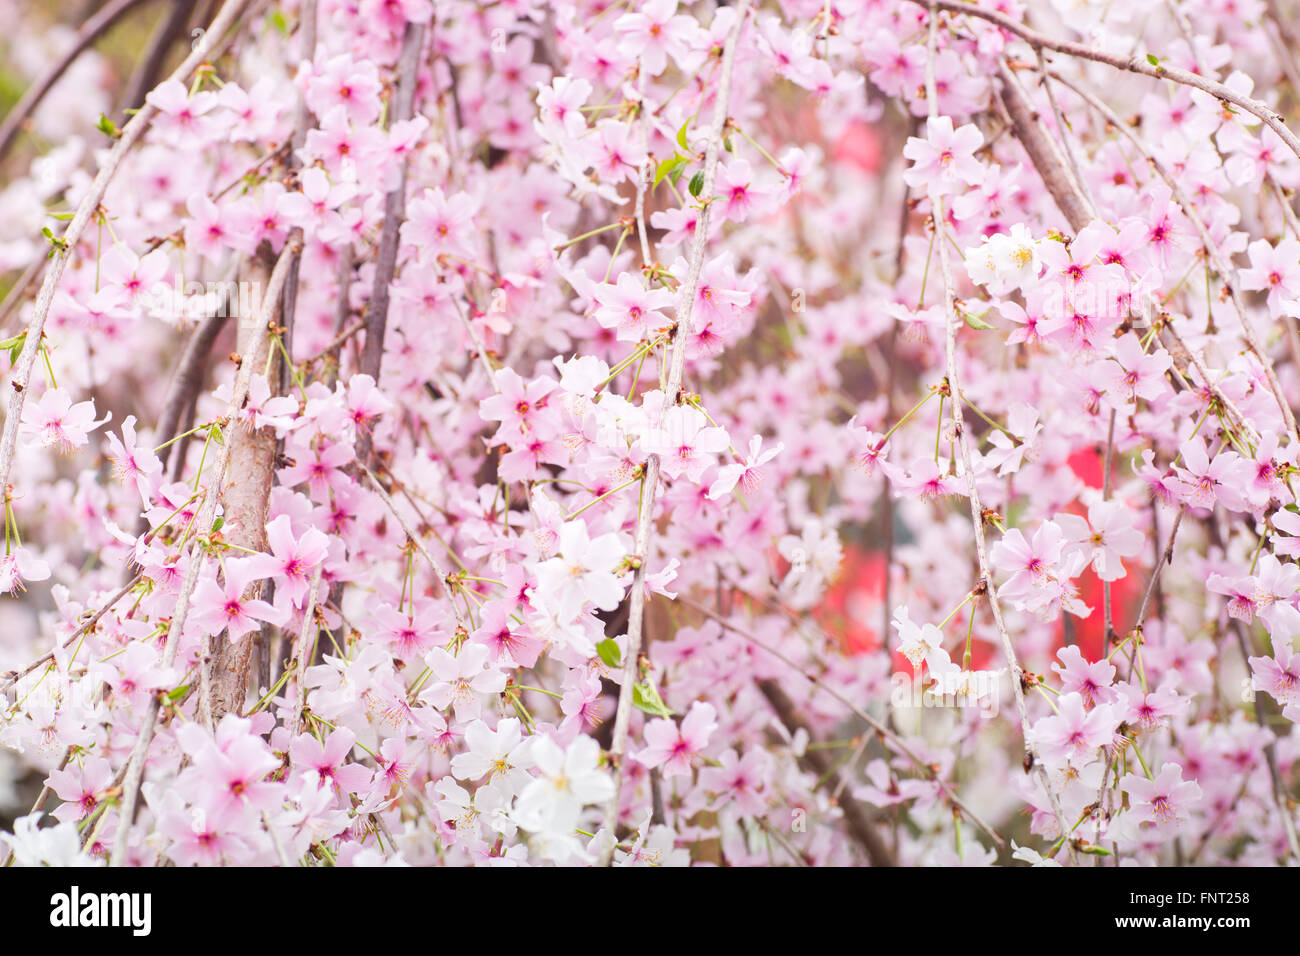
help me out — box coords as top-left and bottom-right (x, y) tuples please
(0, 0), (1298, 868)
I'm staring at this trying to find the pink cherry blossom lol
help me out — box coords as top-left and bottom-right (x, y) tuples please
(20, 388), (108, 452)
(190, 558), (285, 641)
(634, 701), (717, 778)
(902, 116), (985, 195)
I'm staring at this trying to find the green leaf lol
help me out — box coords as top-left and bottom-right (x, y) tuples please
(654, 154), (688, 188)
(633, 681), (674, 718)
(1079, 845), (1113, 856)
(95, 113), (118, 137)
(676, 118), (690, 151)
(1146, 53), (1159, 66)
(963, 311), (997, 331)
(211, 515), (225, 533)
(166, 684), (190, 702)
(48, 212), (75, 221)
(0, 331), (26, 363)
(688, 170), (706, 198)
(596, 638), (621, 668)
(209, 423), (224, 445)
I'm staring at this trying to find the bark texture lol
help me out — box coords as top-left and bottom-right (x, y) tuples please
(207, 254), (278, 721)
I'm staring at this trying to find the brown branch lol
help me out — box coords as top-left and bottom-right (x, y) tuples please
(599, 0), (754, 859)
(912, 0), (1300, 162)
(925, 5), (1076, 862)
(757, 679), (895, 866)
(995, 62), (1090, 232)
(0, 573), (142, 696)
(0, 0), (252, 518)
(0, 0), (155, 160)
(109, 235), (299, 866)
(117, 0), (193, 117)
(356, 20), (425, 463)
(201, 254), (281, 726)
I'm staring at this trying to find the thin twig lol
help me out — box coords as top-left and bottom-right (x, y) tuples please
(109, 234), (298, 867)
(0, 0), (252, 514)
(1045, 66), (1299, 446)
(356, 19), (425, 463)
(925, 3), (1076, 862)
(0, 573), (142, 695)
(598, 0), (754, 860)
(912, 0), (1300, 162)
(678, 595), (1005, 849)
(0, 0), (153, 159)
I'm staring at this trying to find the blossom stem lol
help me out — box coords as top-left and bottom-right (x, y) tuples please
(1129, 738), (1154, 781)
(937, 588), (975, 629)
(564, 475), (641, 521)
(248, 662), (295, 715)
(732, 123), (784, 173)
(191, 424), (216, 492)
(934, 392), (944, 463)
(38, 342), (56, 389)
(153, 420), (213, 453)
(962, 601), (976, 670)
(960, 396), (1013, 439)
(916, 227), (936, 309)
(876, 388), (936, 448)
(603, 226), (632, 283)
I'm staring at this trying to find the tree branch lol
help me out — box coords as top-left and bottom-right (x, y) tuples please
(0, 0), (251, 513)
(598, 0), (753, 859)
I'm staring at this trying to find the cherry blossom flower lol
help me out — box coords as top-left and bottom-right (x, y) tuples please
(902, 116), (985, 195)
(190, 558), (285, 641)
(963, 224), (1041, 294)
(707, 435), (782, 498)
(47, 756), (114, 823)
(1051, 646), (1117, 709)
(614, 0), (699, 77)
(1249, 643), (1300, 707)
(513, 734), (614, 861)
(592, 273), (676, 343)
(1240, 237), (1300, 313)
(1028, 693), (1116, 769)
(1171, 438), (1250, 512)
(642, 405), (730, 482)
(104, 414), (163, 502)
(450, 718), (533, 788)
(20, 388), (108, 452)
(290, 727), (370, 797)
(633, 701), (717, 778)
(1121, 763), (1203, 829)
(419, 644), (507, 720)
(246, 514), (330, 608)
(892, 606), (943, 670)
(0, 812), (100, 867)
(0, 548), (51, 594)
(1058, 500), (1145, 582)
